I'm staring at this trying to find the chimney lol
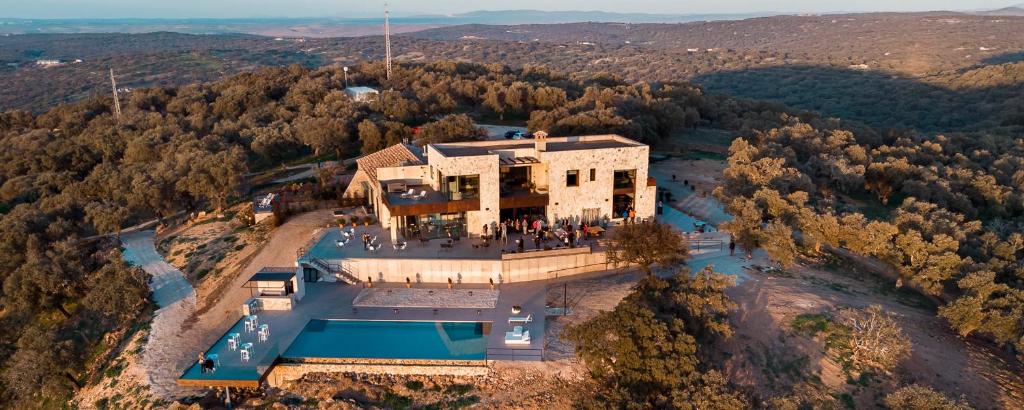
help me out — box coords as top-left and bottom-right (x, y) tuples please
(534, 130), (549, 152)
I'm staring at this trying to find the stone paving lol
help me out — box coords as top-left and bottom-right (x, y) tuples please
(352, 288), (500, 309)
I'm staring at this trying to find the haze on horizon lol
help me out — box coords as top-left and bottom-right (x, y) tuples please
(1, 0), (1019, 19)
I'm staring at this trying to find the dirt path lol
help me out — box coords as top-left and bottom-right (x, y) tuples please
(123, 210), (335, 400)
(723, 264), (1024, 408)
(120, 231), (201, 399)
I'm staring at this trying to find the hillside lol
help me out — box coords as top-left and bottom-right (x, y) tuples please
(2, 12), (1024, 134)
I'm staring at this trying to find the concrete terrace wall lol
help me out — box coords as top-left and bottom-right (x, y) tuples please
(339, 257), (502, 284)
(334, 248), (610, 284)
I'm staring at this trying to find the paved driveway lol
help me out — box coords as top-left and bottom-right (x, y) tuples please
(122, 230), (195, 309)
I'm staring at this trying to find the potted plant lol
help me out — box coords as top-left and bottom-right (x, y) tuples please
(336, 217), (347, 227)
(363, 216), (374, 226)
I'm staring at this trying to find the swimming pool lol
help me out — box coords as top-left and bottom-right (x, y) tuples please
(282, 320), (488, 361)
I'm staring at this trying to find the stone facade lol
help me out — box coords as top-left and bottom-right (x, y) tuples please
(360, 135), (656, 240)
(426, 145), (500, 237)
(538, 142), (653, 223)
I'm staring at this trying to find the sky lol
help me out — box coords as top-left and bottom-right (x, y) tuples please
(0, 0), (1018, 19)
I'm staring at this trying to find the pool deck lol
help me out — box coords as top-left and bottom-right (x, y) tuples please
(179, 279), (547, 387)
(300, 225), (604, 264)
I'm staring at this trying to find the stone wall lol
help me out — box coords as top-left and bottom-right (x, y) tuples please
(256, 295), (294, 310)
(265, 362), (489, 388)
(540, 141), (654, 223)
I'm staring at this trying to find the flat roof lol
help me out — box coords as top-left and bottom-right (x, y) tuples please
(248, 270), (295, 282)
(431, 135), (642, 157)
(345, 86), (378, 93)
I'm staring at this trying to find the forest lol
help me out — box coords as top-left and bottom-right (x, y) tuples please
(715, 118), (1024, 362)
(0, 60), (796, 406)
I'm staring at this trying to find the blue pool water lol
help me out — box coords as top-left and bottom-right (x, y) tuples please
(283, 320), (488, 361)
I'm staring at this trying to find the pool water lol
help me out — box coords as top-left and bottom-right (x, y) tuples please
(282, 320), (488, 361)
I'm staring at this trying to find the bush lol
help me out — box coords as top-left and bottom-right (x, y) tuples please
(885, 385), (973, 410)
(404, 380), (424, 391)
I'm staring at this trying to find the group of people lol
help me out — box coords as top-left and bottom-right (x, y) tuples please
(496, 216), (594, 253)
(620, 207), (638, 224)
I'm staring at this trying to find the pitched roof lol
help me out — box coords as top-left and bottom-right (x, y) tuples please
(355, 143), (424, 184)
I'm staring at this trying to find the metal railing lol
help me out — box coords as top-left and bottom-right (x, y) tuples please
(296, 228), (331, 258)
(307, 257), (360, 284)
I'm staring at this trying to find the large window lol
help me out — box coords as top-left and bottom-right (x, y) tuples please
(566, 170), (579, 187)
(614, 169), (637, 190)
(442, 174), (480, 200)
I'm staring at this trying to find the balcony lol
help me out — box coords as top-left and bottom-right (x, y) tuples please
(499, 187), (549, 209)
(383, 185), (480, 216)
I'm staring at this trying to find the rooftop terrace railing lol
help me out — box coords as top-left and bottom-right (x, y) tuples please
(296, 228), (331, 259)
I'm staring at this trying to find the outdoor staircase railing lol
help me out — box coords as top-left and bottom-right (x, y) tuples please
(307, 257), (360, 284)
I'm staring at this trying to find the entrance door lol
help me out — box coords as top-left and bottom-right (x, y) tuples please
(285, 281), (295, 295)
(302, 267), (319, 282)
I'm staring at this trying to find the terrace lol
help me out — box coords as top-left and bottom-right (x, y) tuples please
(178, 280), (548, 388)
(385, 185), (480, 214)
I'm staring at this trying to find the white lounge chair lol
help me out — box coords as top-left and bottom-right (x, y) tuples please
(414, 190), (427, 200)
(508, 314), (533, 324)
(504, 326), (531, 344)
(400, 188), (416, 198)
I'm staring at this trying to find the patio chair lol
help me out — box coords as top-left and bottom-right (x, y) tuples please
(244, 315), (259, 332)
(508, 313), (533, 324)
(342, 230), (352, 240)
(336, 240), (346, 247)
(227, 333), (240, 351)
(240, 343), (253, 362)
(258, 324), (270, 342)
(414, 190), (427, 200)
(393, 241), (407, 252)
(400, 188), (415, 198)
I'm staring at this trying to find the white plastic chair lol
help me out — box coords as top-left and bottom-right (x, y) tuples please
(258, 324), (270, 342)
(415, 190), (427, 200)
(245, 315), (258, 332)
(227, 333), (240, 351)
(240, 343), (253, 362)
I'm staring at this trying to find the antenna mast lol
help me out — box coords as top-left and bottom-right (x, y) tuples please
(109, 68), (122, 121)
(384, 2), (392, 81)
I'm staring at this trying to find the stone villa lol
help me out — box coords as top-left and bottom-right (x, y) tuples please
(343, 133), (657, 241)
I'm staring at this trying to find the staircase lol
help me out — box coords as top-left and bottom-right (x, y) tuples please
(305, 257), (360, 285)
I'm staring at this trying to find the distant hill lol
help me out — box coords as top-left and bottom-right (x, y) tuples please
(974, 6), (1024, 16)
(435, 9), (778, 24)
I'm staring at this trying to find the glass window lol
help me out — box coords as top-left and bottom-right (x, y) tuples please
(589, 168), (596, 181)
(614, 169), (637, 189)
(566, 170), (579, 187)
